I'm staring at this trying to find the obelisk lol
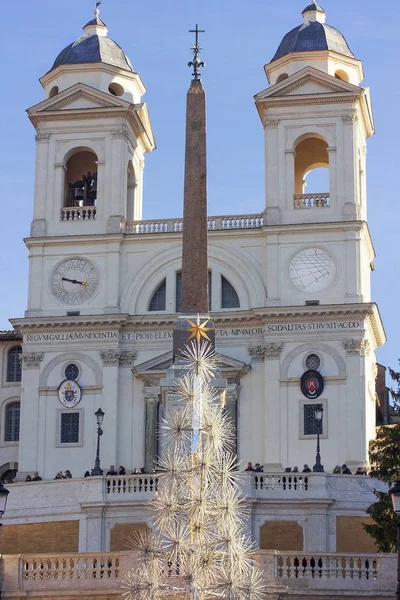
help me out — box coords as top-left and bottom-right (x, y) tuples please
(173, 25), (215, 358)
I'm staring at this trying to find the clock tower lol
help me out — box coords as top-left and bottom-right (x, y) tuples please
(25, 7), (154, 317)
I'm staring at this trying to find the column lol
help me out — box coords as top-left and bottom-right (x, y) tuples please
(144, 395), (159, 473)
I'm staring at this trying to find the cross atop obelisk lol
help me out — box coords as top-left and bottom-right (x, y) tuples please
(188, 24), (205, 80)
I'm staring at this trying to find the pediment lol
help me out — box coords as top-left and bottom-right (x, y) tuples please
(255, 67), (362, 101)
(28, 83), (130, 115)
(134, 351), (250, 377)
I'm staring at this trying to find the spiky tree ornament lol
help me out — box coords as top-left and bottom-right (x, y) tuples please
(123, 336), (265, 600)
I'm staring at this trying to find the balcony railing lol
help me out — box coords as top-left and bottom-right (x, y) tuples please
(253, 473), (309, 492)
(61, 207), (97, 221)
(1, 551), (396, 598)
(106, 474), (158, 495)
(125, 213), (264, 234)
(294, 193), (330, 209)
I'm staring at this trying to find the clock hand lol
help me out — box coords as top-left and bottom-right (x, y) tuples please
(62, 277), (89, 287)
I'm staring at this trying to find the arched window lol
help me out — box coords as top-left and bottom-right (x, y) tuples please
(49, 85), (59, 98)
(5, 401), (20, 442)
(335, 69), (349, 82)
(64, 149), (98, 208)
(294, 135), (330, 208)
(176, 271), (212, 312)
(7, 346), (22, 382)
(221, 276), (240, 309)
(276, 73), (289, 84)
(149, 280), (166, 311)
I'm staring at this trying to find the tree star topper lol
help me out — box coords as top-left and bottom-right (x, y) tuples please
(186, 315), (212, 343)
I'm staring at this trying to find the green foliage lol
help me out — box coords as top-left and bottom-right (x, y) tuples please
(363, 418), (400, 552)
(369, 424), (400, 484)
(389, 361), (400, 414)
(364, 490), (397, 553)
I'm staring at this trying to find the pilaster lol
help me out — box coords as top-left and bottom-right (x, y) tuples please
(144, 394), (159, 473)
(262, 342), (284, 471)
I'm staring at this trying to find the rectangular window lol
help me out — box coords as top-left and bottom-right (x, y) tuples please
(303, 404), (323, 436)
(60, 412), (80, 444)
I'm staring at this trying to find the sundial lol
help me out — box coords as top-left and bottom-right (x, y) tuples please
(289, 248), (336, 293)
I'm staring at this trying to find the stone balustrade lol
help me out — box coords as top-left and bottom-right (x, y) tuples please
(106, 474), (158, 495)
(125, 213), (264, 234)
(3, 473), (382, 516)
(61, 207), (97, 221)
(294, 193), (330, 208)
(0, 551), (396, 599)
(272, 551), (396, 593)
(253, 473), (310, 493)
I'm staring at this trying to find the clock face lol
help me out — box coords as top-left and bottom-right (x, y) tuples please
(51, 258), (98, 305)
(289, 248), (336, 293)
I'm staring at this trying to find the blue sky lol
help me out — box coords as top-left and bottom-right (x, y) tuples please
(0, 1), (399, 376)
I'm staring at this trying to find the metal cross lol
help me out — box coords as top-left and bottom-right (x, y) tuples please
(189, 24), (205, 48)
(188, 24), (206, 80)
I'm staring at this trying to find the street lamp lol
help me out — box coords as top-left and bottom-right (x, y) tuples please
(312, 405), (324, 473)
(0, 481), (10, 526)
(389, 480), (400, 600)
(91, 408), (105, 476)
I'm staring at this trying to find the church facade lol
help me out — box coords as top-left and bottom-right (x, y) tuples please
(0, 1), (385, 511)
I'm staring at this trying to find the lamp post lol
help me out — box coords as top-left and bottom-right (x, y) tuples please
(0, 481), (10, 527)
(389, 480), (400, 600)
(312, 405), (324, 473)
(91, 408), (105, 476)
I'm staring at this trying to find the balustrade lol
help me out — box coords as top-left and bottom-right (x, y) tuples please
(106, 474), (158, 494)
(61, 207), (97, 221)
(253, 473), (309, 492)
(294, 193), (330, 209)
(1, 551), (395, 597)
(125, 213), (264, 234)
(23, 554), (121, 583)
(275, 552), (381, 584)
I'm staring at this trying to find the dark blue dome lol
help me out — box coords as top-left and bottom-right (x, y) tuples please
(271, 20), (354, 62)
(49, 30), (133, 74)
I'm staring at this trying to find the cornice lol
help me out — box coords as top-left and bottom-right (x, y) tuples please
(10, 304), (385, 347)
(10, 313), (129, 332)
(24, 233), (125, 248)
(28, 106), (154, 153)
(24, 219), (369, 248)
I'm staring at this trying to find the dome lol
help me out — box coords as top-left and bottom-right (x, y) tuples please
(48, 15), (134, 74)
(271, 3), (354, 63)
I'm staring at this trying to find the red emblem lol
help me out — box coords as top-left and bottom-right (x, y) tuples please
(306, 378), (318, 393)
(301, 370), (324, 399)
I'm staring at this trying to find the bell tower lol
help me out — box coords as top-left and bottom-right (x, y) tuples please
(255, 3), (376, 309)
(255, 2), (373, 228)
(27, 6), (155, 239)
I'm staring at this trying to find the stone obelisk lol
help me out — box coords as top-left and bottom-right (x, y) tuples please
(173, 25), (215, 358)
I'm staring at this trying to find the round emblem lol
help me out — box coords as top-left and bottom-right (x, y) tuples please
(289, 248), (336, 293)
(301, 370), (324, 399)
(58, 379), (82, 408)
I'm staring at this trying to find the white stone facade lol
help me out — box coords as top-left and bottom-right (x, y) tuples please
(0, 5), (384, 498)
